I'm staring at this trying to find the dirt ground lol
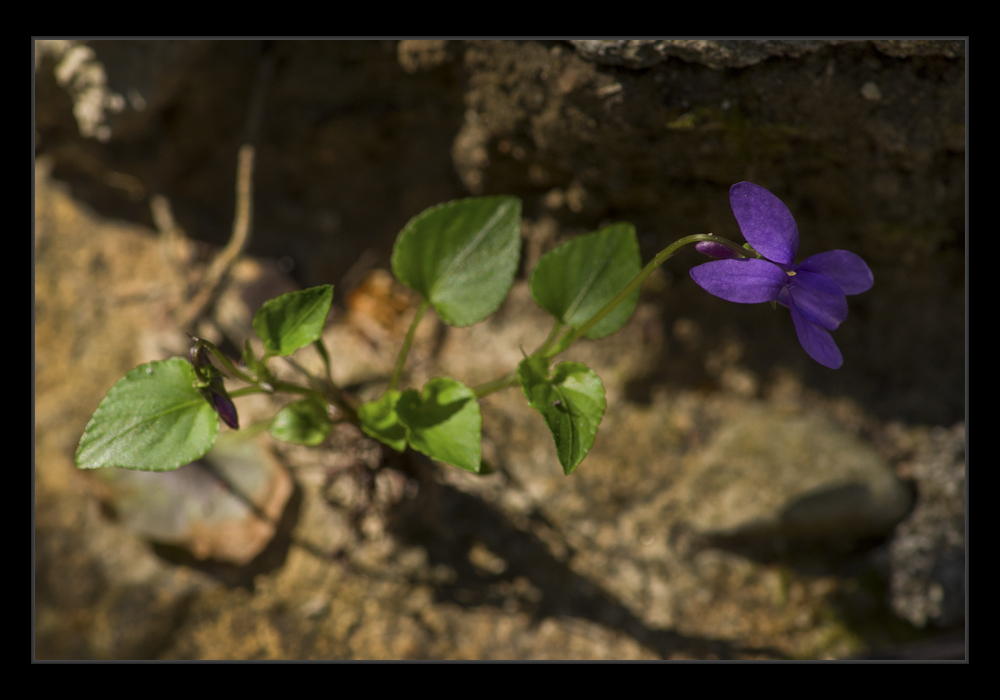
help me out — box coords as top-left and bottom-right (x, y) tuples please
(34, 40), (965, 660)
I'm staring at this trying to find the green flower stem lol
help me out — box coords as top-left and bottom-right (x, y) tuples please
(271, 380), (326, 403)
(270, 378), (351, 424)
(438, 233), (761, 399)
(543, 234), (752, 359)
(535, 320), (568, 357)
(284, 356), (359, 424)
(229, 369), (349, 422)
(471, 235), (751, 400)
(389, 300), (430, 392)
(473, 371), (520, 398)
(227, 386), (270, 399)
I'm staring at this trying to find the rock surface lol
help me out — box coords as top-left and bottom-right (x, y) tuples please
(680, 407), (911, 539)
(35, 40), (965, 660)
(34, 39), (965, 425)
(883, 423), (965, 629)
(96, 436), (293, 565)
(569, 40), (965, 70)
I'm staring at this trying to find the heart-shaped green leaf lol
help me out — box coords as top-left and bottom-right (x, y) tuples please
(269, 397), (331, 446)
(391, 196), (522, 327)
(530, 223), (641, 339)
(517, 356), (606, 475)
(76, 358), (220, 471)
(253, 285), (334, 357)
(358, 390), (407, 452)
(396, 378), (482, 472)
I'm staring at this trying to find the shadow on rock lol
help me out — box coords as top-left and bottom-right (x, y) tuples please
(387, 452), (786, 660)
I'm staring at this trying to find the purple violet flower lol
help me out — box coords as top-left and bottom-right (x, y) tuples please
(208, 390), (240, 431)
(690, 182), (873, 369)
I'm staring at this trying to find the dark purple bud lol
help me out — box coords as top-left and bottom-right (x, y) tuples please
(695, 241), (744, 260)
(189, 342), (239, 428)
(210, 387), (240, 430)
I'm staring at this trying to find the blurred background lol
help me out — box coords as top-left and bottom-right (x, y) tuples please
(34, 40), (965, 659)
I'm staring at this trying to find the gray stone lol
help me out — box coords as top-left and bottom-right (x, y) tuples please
(570, 39), (965, 70)
(682, 406), (912, 539)
(886, 423), (965, 628)
(570, 39), (838, 70)
(96, 435), (292, 565)
(870, 40), (965, 59)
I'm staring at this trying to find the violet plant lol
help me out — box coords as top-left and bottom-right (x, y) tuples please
(76, 183), (872, 476)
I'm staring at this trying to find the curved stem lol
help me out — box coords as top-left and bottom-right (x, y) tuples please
(543, 233), (752, 359)
(535, 320), (567, 357)
(228, 386), (269, 399)
(389, 300), (429, 392)
(435, 234), (752, 402)
(174, 53), (274, 331)
(284, 356), (359, 423)
(473, 371), (520, 398)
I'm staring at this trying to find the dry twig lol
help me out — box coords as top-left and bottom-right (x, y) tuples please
(174, 49), (275, 331)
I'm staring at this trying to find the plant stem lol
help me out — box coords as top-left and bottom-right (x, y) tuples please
(543, 233), (751, 359)
(535, 320), (567, 357)
(270, 380), (327, 405)
(473, 371), (520, 398)
(228, 386), (269, 398)
(389, 300), (429, 392)
(471, 235), (752, 401)
(284, 356), (359, 423)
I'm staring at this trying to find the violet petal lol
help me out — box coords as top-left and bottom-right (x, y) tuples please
(211, 390), (240, 430)
(787, 270), (848, 330)
(689, 259), (787, 304)
(776, 285), (791, 309)
(729, 182), (799, 267)
(788, 297), (843, 369)
(796, 250), (874, 296)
